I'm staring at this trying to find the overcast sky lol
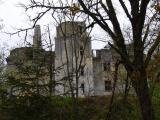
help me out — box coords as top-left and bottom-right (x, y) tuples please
(0, 0), (28, 51)
(0, 0), (124, 55)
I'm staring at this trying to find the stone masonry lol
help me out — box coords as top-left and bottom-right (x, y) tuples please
(7, 22), (133, 96)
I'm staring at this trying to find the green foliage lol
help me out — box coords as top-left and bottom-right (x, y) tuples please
(1, 95), (55, 120)
(0, 96), (109, 120)
(152, 83), (160, 120)
(0, 89), (160, 120)
(50, 96), (74, 120)
(108, 100), (140, 120)
(78, 96), (109, 120)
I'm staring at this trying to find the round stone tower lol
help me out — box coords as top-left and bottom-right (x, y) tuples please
(55, 21), (93, 96)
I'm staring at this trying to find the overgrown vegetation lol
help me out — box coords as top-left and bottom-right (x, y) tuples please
(0, 0), (159, 120)
(0, 86), (160, 120)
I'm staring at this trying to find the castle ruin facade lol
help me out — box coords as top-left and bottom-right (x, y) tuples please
(6, 22), (130, 96)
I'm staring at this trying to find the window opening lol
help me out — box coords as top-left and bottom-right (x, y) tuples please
(80, 83), (85, 94)
(105, 81), (111, 91)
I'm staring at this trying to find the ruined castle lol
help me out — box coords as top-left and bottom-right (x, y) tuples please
(6, 21), (129, 96)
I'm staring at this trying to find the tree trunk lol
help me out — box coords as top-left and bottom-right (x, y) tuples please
(123, 72), (129, 102)
(106, 61), (120, 119)
(132, 70), (154, 120)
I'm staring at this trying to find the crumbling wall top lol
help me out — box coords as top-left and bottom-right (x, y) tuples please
(56, 21), (86, 38)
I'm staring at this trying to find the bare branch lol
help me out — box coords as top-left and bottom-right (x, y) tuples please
(119, 0), (132, 22)
(145, 32), (160, 67)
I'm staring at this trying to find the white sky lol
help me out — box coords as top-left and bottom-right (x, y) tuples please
(0, 0), (29, 51)
(0, 0), (127, 55)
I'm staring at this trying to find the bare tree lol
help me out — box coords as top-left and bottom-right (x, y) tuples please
(52, 10), (93, 119)
(77, 1), (160, 120)
(13, 0), (160, 120)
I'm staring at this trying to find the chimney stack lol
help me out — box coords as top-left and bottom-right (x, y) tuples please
(33, 25), (42, 49)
